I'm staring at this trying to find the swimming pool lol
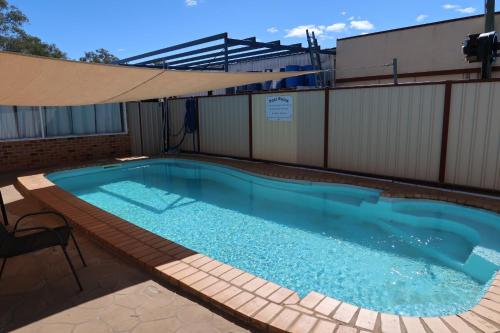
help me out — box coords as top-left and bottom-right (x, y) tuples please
(48, 159), (500, 316)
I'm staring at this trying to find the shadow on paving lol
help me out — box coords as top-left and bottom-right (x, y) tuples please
(0, 184), (253, 333)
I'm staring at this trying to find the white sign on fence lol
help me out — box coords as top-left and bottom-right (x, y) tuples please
(266, 96), (293, 121)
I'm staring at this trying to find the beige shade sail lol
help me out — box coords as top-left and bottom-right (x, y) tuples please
(0, 51), (319, 106)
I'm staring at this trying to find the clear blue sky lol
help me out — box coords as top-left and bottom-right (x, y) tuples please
(9, 0), (498, 60)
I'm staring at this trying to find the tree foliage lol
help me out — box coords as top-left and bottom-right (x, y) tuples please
(0, 0), (66, 58)
(79, 48), (118, 64)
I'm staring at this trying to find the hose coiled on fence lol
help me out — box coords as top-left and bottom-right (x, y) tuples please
(167, 98), (198, 152)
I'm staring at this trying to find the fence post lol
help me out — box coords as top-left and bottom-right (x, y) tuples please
(439, 81), (453, 183)
(138, 102), (144, 156)
(164, 98), (170, 151)
(248, 93), (253, 160)
(323, 88), (330, 168)
(196, 97), (201, 153)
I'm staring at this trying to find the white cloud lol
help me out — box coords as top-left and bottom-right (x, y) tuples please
(341, 11), (347, 16)
(185, 0), (198, 6)
(350, 20), (374, 30)
(267, 27), (278, 33)
(284, 25), (324, 38)
(416, 14), (428, 22)
(326, 23), (346, 32)
(348, 16), (355, 21)
(457, 6), (476, 13)
(284, 19), (375, 39)
(117, 48), (125, 52)
(442, 4), (476, 14)
(284, 21), (349, 39)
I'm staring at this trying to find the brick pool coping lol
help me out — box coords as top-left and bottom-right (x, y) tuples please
(15, 156), (500, 333)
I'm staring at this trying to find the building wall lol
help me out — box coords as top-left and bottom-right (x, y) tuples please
(0, 134), (131, 172)
(335, 13), (500, 84)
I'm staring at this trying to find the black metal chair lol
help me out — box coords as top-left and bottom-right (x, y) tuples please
(0, 190), (86, 291)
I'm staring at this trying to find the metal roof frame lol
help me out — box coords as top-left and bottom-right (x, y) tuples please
(113, 33), (335, 71)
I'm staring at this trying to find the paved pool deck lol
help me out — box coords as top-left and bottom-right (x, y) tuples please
(0, 184), (251, 333)
(9, 154), (500, 332)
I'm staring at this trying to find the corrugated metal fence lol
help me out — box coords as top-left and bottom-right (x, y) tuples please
(445, 81), (500, 190)
(252, 90), (325, 167)
(127, 101), (164, 156)
(127, 80), (500, 192)
(328, 85), (445, 182)
(198, 95), (250, 158)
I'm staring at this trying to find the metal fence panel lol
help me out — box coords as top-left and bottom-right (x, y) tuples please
(445, 82), (500, 190)
(328, 84), (445, 182)
(199, 95), (250, 158)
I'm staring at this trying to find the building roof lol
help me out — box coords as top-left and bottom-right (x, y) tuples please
(338, 11), (500, 41)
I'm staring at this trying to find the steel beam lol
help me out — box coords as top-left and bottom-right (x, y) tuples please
(227, 38), (306, 53)
(134, 43), (226, 65)
(113, 33), (227, 64)
(140, 64), (224, 70)
(223, 37), (229, 72)
(170, 65), (224, 70)
(177, 47), (300, 68)
(227, 38), (336, 55)
(167, 43), (280, 66)
(115, 33), (336, 70)
(189, 50), (302, 68)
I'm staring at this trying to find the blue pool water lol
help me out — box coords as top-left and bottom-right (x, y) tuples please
(48, 159), (500, 316)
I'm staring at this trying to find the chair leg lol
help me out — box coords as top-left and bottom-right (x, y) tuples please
(61, 245), (83, 291)
(70, 232), (87, 267)
(0, 258), (6, 279)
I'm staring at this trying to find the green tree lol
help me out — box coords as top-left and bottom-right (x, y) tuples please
(0, 0), (66, 58)
(79, 48), (118, 64)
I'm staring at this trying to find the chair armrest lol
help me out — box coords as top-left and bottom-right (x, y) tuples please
(13, 226), (64, 243)
(14, 211), (70, 232)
